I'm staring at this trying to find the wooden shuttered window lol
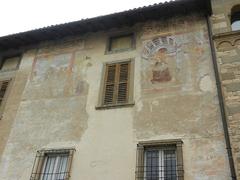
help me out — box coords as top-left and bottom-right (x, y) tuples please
(103, 61), (131, 106)
(0, 80), (10, 106)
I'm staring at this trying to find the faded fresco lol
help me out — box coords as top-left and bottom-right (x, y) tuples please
(141, 18), (211, 95)
(23, 52), (89, 100)
(142, 36), (176, 84)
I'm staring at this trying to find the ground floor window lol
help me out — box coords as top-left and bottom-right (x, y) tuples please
(30, 148), (75, 180)
(136, 140), (183, 180)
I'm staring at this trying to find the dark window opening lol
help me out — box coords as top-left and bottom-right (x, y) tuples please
(231, 5), (240, 31)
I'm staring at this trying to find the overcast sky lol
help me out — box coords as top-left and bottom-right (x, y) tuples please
(0, 0), (168, 37)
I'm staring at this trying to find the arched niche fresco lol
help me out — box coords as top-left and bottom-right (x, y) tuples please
(141, 32), (208, 94)
(142, 36), (177, 84)
(142, 36), (177, 59)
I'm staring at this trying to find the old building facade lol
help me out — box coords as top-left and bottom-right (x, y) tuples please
(0, 0), (239, 179)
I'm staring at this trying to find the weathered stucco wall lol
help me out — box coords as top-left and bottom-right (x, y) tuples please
(211, 0), (240, 178)
(0, 56), (30, 159)
(0, 13), (230, 180)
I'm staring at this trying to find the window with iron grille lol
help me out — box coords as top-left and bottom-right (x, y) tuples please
(30, 149), (75, 180)
(0, 80), (10, 107)
(136, 140), (184, 180)
(97, 59), (134, 109)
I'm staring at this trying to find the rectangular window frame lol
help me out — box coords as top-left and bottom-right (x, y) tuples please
(96, 59), (135, 109)
(0, 56), (21, 72)
(30, 148), (75, 180)
(136, 139), (184, 180)
(105, 33), (136, 54)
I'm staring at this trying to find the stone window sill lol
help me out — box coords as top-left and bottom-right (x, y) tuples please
(95, 102), (135, 110)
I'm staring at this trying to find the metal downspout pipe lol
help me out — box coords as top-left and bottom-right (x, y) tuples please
(206, 15), (237, 180)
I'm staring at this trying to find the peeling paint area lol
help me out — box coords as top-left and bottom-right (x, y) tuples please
(134, 95), (221, 138)
(184, 137), (230, 180)
(23, 52), (89, 100)
(0, 96), (88, 179)
(199, 75), (213, 92)
(0, 48), (90, 180)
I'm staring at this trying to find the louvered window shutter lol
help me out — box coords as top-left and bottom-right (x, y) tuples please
(103, 62), (130, 105)
(117, 62), (130, 104)
(103, 64), (116, 105)
(0, 80), (9, 105)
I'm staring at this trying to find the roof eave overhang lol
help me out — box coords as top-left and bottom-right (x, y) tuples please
(0, 0), (212, 54)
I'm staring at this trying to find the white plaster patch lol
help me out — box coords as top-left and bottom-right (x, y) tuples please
(199, 75), (213, 92)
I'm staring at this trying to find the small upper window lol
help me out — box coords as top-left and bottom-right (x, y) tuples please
(0, 56), (21, 72)
(231, 5), (240, 31)
(107, 33), (135, 53)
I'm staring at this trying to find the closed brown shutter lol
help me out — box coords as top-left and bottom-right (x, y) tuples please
(117, 62), (130, 104)
(103, 64), (116, 105)
(0, 80), (9, 105)
(103, 62), (130, 105)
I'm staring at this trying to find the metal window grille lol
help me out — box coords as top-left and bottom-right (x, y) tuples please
(30, 148), (75, 180)
(136, 144), (184, 180)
